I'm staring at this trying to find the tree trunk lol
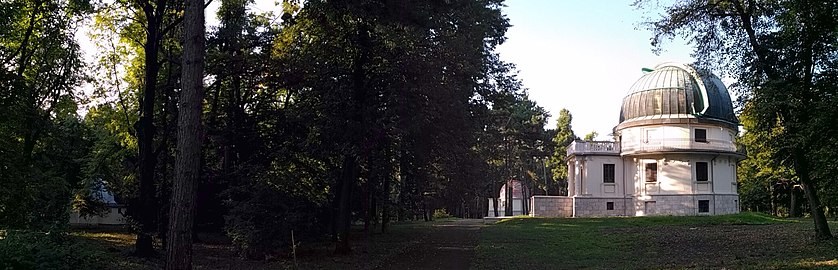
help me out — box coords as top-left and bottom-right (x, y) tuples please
(362, 181), (372, 234)
(334, 156), (357, 254)
(381, 171), (390, 233)
(135, 11), (162, 257)
(379, 145), (391, 232)
(334, 20), (371, 254)
(790, 185), (799, 218)
(369, 182), (378, 233)
(492, 196), (499, 217)
(505, 180), (513, 216)
(397, 148), (410, 222)
(794, 154), (833, 240)
(164, 0), (204, 267)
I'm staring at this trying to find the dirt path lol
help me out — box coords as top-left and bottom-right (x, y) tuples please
(379, 219), (484, 270)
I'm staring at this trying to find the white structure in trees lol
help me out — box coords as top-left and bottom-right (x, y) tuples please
(70, 186), (128, 226)
(487, 180), (528, 217)
(533, 63), (743, 217)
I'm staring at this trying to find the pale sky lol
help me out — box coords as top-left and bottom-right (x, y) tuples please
(494, 1), (695, 139)
(82, 1), (700, 139)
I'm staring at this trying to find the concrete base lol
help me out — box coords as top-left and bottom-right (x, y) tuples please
(573, 197), (632, 217)
(530, 196), (573, 217)
(634, 194), (740, 216)
(521, 194), (740, 218)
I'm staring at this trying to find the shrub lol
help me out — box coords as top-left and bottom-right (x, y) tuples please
(224, 179), (324, 260)
(0, 230), (103, 270)
(433, 209), (452, 219)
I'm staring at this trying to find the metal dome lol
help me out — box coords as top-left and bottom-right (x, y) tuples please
(617, 63), (738, 129)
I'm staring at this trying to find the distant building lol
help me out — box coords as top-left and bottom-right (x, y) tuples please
(487, 180), (529, 217)
(69, 186), (128, 225)
(532, 62), (743, 217)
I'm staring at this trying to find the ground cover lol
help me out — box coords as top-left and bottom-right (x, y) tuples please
(474, 213), (838, 269)
(67, 219), (475, 269)
(28, 213), (838, 269)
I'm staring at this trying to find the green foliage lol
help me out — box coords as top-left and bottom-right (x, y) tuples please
(224, 177), (326, 259)
(0, 231), (104, 270)
(546, 109), (575, 195)
(582, 131), (598, 141)
(641, 0), (838, 238)
(0, 0), (89, 231)
(432, 209), (452, 220)
(737, 104), (799, 214)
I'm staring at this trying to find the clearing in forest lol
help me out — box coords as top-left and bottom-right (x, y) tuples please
(475, 213), (838, 269)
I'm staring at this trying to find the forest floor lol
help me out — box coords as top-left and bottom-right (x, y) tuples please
(71, 213), (838, 269)
(70, 218), (483, 270)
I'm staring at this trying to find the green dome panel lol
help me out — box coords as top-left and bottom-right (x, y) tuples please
(618, 63), (738, 127)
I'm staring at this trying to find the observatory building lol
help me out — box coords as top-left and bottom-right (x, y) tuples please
(532, 62), (743, 217)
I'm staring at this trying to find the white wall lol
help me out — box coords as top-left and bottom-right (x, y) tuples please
(70, 207), (128, 225)
(626, 154), (738, 196)
(619, 124), (737, 153)
(574, 156), (624, 197)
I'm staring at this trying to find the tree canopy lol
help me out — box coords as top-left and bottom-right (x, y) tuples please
(640, 0), (838, 239)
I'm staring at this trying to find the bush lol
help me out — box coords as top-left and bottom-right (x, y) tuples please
(433, 209), (452, 219)
(224, 179), (324, 260)
(0, 230), (104, 270)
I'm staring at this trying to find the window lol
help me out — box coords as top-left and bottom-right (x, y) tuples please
(696, 162), (709, 182)
(606, 202), (614, 210)
(645, 163), (657, 182)
(698, 200), (710, 213)
(695, 128), (707, 142)
(603, 164), (615, 183)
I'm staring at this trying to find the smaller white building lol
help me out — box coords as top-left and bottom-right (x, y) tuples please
(487, 180), (528, 217)
(70, 187), (128, 225)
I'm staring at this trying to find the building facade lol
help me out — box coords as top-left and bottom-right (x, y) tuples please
(534, 62), (743, 217)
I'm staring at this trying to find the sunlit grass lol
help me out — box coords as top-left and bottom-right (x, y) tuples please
(475, 212), (837, 269)
(71, 231), (136, 247)
(795, 259), (838, 268)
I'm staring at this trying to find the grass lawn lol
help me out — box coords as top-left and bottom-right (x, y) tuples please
(474, 213), (838, 269)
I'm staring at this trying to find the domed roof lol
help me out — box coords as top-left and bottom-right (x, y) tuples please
(617, 62), (738, 129)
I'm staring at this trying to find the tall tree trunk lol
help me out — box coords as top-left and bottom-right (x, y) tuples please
(334, 20), (371, 255)
(165, 0), (204, 267)
(135, 12), (162, 257)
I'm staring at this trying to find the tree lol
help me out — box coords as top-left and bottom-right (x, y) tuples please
(737, 103), (796, 215)
(132, 0), (183, 255)
(547, 109), (575, 195)
(640, 0), (838, 239)
(583, 131), (598, 141)
(0, 0), (89, 230)
(90, 0), (184, 255)
(164, 0), (204, 266)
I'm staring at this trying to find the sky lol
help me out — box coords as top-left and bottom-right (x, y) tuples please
(494, 1), (695, 139)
